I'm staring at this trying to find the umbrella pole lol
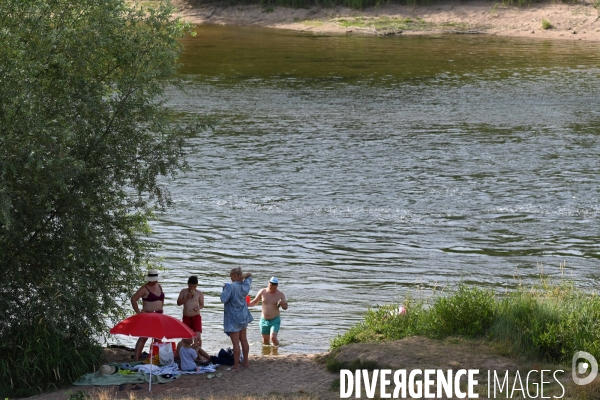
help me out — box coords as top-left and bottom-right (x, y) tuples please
(149, 339), (153, 392)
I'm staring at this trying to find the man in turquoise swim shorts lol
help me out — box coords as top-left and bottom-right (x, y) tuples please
(248, 276), (288, 346)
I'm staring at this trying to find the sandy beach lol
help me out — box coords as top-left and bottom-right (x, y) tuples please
(25, 346), (335, 400)
(173, 0), (600, 42)
(26, 337), (542, 400)
(26, 336), (584, 399)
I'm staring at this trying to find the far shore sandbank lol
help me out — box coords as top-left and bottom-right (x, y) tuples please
(173, 0), (600, 42)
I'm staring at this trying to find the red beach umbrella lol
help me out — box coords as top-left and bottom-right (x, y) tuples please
(110, 313), (195, 391)
(110, 312), (195, 340)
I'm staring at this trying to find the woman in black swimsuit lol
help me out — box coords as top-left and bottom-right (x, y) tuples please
(131, 269), (165, 360)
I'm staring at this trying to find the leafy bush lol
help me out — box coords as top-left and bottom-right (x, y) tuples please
(0, 0), (200, 395)
(542, 18), (553, 30)
(0, 319), (102, 398)
(331, 278), (600, 364)
(429, 284), (495, 338)
(492, 284), (600, 362)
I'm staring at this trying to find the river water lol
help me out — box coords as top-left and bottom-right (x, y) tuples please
(113, 26), (600, 355)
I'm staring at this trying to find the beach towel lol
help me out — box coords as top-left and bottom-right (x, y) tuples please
(73, 369), (177, 386)
(73, 362), (218, 385)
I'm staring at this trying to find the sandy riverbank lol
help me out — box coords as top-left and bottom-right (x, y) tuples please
(172, 0), (600, 42)
(26, 337), (585, 399)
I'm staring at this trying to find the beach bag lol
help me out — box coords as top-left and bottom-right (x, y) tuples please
(159, 342), (175, 365)
(210, 348), (235, 366)
(221, 348), (234, 361)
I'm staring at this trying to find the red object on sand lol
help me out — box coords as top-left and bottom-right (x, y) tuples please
(152, 341), (177, 356)
(110, 313), (195, 392)
(110, 312), (195, 340)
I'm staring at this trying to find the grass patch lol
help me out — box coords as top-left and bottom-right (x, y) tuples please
(68, 391), (91, 400)
(323, 351), (390, 392)
(324, 350), (386, 373)
(502, 0), (531, 6)
(332, 16), (482, 32)
(302, 19), (325, 26)
(0, 320), (103, 398)
(439, 21), (470, 29)
(542, 18), (553, 29)
(133, 1), (162, 7)
(334, 16), (430, 30)
(330, 265), (600, 366)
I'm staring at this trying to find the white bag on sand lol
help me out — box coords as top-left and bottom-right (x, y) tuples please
(159, 343), (175, 365)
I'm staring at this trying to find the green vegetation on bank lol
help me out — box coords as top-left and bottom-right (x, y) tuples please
(335, 16), (428, 30)
(0, 0), (202, 397)
(542, 18), (553, 29)
(329, 16), (475, 32)
(331, 271), (600, 365)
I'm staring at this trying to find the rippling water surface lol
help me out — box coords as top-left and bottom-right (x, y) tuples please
(113, 26), (600, 355)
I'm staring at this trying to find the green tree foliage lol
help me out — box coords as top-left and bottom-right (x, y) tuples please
(0, 0), (198, 395)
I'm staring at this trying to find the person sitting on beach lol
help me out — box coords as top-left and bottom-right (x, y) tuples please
(130, 269), (164, 360)
(177, 338), (210, 372)
(220, 267), (253, 371)
(177, 275), (204, 348)
(248, 276), (288, 346)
